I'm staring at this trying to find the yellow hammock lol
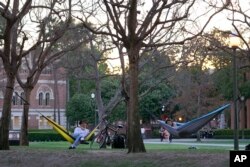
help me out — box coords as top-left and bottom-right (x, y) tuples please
(41, 114), (100, 144)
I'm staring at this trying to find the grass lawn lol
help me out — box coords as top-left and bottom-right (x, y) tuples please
(0, 140), (235, 167)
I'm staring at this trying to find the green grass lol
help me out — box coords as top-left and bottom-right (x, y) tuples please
(174, 139), (249, 144)
(3, 140), (236, 167)
(26, 140), (237, 151)
(145, 143), (226, 151)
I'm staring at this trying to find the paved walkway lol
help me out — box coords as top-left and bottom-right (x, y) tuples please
(143, 138), (248, 149)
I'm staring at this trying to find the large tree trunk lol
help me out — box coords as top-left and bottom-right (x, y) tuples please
(127, 48), (146, 153)
(0, 0), (20, 150)
(0, 75), (15, 150)
(94, 61), (105, 123)
(20, 88), (32, 146)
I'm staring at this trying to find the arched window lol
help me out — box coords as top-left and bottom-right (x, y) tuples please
(20, 92), (24, 105)
(45, 93), (50, 106)
(39, 92), (43, 105)
(36, 85), (54, 100)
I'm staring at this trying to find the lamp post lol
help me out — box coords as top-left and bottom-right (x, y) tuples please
(91, 93), (96, 126)
(161, 105), (165, 120)
(230, 35), (240, 150)
(162, 105), (165, 113)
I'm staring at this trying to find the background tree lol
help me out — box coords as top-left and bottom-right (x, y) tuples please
(66, 93), (94, 125)
(139, 83), (173, 122)
(226, 1), (250, 102)
(63, 33), (126, 126)
(66, 77), (126, 125)
(0, 0), (34, 150)
(174, 36), (226, 117)
(15, 1), (89, 146)
(138, 49), (176, 122)
(208, 1), (250, 128)
(75, 0), (229, 153)
(0, 0), (87, 149)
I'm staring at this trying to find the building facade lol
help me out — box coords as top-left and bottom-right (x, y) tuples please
(230, 71), (250, 130)
(231, 100), (250, 129)
(0, 66), (67, 130)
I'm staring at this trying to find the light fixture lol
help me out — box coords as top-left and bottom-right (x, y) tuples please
(162, 105), (165, 112)
(229, 35), (240, 49)
(91, 93), (95, 99)
(240, 96), (245, 101)
(91, 93), (96, 126)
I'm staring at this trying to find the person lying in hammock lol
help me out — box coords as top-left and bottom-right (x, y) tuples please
(69, 120), (90, 149)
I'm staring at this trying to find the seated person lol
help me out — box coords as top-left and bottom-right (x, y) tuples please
(69, 120), (90, 149)
(159, 127), (169, 142)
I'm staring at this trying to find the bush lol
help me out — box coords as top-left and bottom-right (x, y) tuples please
(28, 129), (67, 142)
(150, 129), (158, 138)
(213, 129), (250, 139)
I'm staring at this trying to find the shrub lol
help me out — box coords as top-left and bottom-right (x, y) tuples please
(213, 129), (250, 139)
(28, 129), (67, 142)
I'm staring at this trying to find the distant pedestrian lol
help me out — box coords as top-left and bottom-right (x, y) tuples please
(141, 127), (146, 139)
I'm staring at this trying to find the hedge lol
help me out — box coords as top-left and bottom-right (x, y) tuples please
(213, 129), (250, 139)
(27, 128), (250, 141)
(28, 129), (70, 142)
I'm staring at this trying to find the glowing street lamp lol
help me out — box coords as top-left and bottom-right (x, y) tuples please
(91, 93), (95, 99)
(162, 105), (165, 112)
(91, 93), (96, 126)
(229, 35), (240, 151)
(229, 35), (241, 49)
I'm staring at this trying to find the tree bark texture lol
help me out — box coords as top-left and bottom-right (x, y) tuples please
(0, 0), (22, 150)
(20, 88), (32, 146)
(0, 76), (15, 150)
(127, 48), (146, 153)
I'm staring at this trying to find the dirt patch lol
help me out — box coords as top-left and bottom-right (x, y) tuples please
(0, 149), (229, 167)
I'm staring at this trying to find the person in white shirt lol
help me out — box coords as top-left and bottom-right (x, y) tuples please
(141, 127), (146, 139)
(69, 120), (90, 149)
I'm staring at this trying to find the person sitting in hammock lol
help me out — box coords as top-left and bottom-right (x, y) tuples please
(69, 120), (90, 149)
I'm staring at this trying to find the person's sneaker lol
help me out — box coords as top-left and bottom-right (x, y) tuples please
(68, 146), (76, 149)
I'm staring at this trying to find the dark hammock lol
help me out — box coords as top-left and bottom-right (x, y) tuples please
(158, 104), (230, 137)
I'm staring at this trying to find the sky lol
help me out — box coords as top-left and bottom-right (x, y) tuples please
(3, 0), (248, 73)
(106, 1), (250, 73)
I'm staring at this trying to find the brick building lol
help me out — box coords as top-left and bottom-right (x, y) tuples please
(0, 66), (67, 130)
(230, 71), (250, 130)
(231, 100), (250, 129)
